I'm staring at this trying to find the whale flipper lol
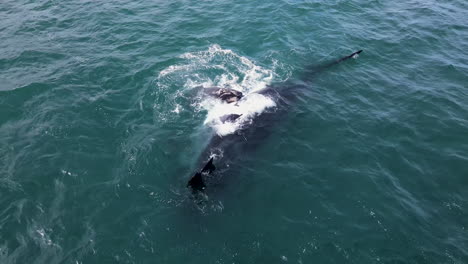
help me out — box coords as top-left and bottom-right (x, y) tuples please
(187, 172), (205, 191)
(187, 157), (215, 192)
(201, 157), (216, 174)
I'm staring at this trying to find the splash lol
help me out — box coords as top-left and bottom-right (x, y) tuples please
(202, 94), (276, 136)
(157, 44), (277, 136)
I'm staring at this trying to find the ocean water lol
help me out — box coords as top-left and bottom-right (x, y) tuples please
(1, 0), (468, 263)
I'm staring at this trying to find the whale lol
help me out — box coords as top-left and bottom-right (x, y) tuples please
(187, 50), (363, 193)
(203, 87), (244, 103)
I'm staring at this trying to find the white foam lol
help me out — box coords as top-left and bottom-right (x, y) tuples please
(157, 44), (277, 136)
(172, 104), (181, 114)
(158, 64), (191, 78)
(203, 93), (276, 136)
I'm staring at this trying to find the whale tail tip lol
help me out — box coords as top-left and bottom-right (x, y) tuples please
(303, 49), (364, 80)
(341, 49), (363, 62)
(351, 50), (363, 58)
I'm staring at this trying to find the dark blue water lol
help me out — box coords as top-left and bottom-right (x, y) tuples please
(1, 0), (467, 263)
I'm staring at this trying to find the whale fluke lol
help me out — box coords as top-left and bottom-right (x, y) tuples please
(337, 50), (363, 63)
(303, 49), (363, 80)
(322, 49), (363, 69)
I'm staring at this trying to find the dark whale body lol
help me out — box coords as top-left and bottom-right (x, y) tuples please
(187, 50), (363, 193)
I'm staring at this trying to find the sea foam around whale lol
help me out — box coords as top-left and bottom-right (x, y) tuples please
(158, 44), (278, 136)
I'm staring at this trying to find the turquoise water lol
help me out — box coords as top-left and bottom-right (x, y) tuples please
(1, 0), (468, 263)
